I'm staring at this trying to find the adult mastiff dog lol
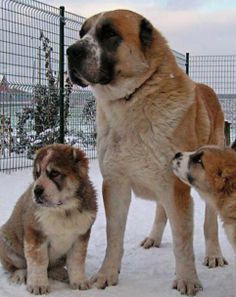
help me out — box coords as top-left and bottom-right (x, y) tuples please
(67, 9), (226, 296)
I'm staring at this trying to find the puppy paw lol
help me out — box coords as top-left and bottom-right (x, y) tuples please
(203, 256), (228, 268)
(91, 269), (119, 289)
(70, 279), (91, 290)
(172, 278), (203, 296)
(10, 269), (27, 285)
(27, 284), (50, 295)
(140, 237), (161, 249)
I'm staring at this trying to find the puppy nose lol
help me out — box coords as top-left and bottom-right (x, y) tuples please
(34, 185), (44, 198)
(174, 152), (183, 159)
(66, 43), (87, 59)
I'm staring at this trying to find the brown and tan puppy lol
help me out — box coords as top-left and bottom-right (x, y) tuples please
(67, 9), (226, 296)
(172, 144), (236, 252)
(0, 144), (97, 295)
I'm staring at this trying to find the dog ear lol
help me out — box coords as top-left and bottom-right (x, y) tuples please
(216, 170), (236, 196)
(139, 18), (153, 47)
(79, 20), (88, 39)
(72, 147), (88, 177)
(79, 13), (101, 39)
(231, 139), (236, 151)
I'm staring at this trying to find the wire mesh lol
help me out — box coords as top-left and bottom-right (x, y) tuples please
(0, 0), (60, 172)
(189, 55), (236, 143)
(0, 0), (97, 173)
(1, 1), (235, 172)
(64, 10), (97, 160)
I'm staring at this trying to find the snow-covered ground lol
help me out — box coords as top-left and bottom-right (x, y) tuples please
(0, 160), (235, 297)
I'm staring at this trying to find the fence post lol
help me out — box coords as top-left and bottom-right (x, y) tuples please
(59, 6), (65, 143)
(185, 52), (189, 75)
(224, 121), (231, 146)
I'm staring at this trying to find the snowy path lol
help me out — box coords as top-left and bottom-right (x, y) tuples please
(0, 160), (234, 297)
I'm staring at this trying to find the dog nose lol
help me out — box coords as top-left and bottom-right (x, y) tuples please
(34, 185), (44, 199)
(174, 152), (183, 159)
(66, 43), (87, 59)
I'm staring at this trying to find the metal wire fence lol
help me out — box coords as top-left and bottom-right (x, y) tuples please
(0, 0), (96, 172)
(189, 55), (236, 143)
(1, 0), (235, 172)
(0, 0), (188, 173)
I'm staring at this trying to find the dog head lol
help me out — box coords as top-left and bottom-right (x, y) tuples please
(67, 9), (169, 100)
(172, 145), (236, 208)
(32, 144), (88, 209)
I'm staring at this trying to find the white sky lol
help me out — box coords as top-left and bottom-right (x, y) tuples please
(46, 0), (236, 55)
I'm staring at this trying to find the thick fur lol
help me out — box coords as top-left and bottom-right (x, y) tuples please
(67, 9), (225, 296)
(0, 144), (97, 295)
(172, 145), (236, 250)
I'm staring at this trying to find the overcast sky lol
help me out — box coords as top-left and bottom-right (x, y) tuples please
(46, 0), (236, 56)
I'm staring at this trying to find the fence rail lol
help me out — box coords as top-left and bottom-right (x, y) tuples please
(0, 0), (235, 173)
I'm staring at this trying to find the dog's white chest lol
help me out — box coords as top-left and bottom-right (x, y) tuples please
(35, 209), (95, 263)
(48, 231), (77, 263)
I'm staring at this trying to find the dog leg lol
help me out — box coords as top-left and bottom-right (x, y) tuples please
(141, 203), (167, 248)
(24, 233), (49, 295)
(0, 232), (26, 273)
(66, 230), (91, 290)
(163, 179), (202, 296)
(92, 179), (131, 289)
(203, 203), (228, 268)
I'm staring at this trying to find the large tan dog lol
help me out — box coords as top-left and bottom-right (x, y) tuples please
(0, 144), (97, 294)
(67, 9), (226, 295)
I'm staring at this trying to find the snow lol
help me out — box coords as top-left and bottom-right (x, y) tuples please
(0, 159), (235, 297)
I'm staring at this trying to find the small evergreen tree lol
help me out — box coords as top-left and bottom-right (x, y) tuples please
(15, 31), (72, 158)
(0, 114), (13, 157)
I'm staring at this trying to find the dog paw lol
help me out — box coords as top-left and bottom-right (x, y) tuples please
(91, 269), (119, 289)
(140, 237), (161, 249)
(10, 269), (27, 285)
(70, 278), (91, 290)
(27, 284), (50, 295)
(203, 256), (228, 268)
(172, 278), (203, 296)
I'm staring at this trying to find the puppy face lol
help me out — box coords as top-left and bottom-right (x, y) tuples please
(67, 9), (167, 100)
(32, 144), (88, 209)
(172, 146), (236, 207)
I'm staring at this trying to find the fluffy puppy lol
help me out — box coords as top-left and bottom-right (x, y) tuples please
(172, 144), (236, 251)
(0, 144), (97, 295)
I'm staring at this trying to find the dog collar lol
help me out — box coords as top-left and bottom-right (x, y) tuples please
(124, 83), (145, 101)
(124, 92), (134, 101)
(123, 72), (155, 101)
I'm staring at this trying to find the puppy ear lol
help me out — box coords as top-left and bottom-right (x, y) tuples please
(231, 139), (236, 151)
(139, 18), (153, 47)
(216, 171), (236, 196)
(72, 147), (88, 177)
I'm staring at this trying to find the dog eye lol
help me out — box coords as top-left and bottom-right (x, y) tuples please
(35, 171), (40, 178)
(104, 30), (117, 38)
(49, 170), (60, 178)
(191, 153), (204, 167)
(101, 25), (117, 39)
